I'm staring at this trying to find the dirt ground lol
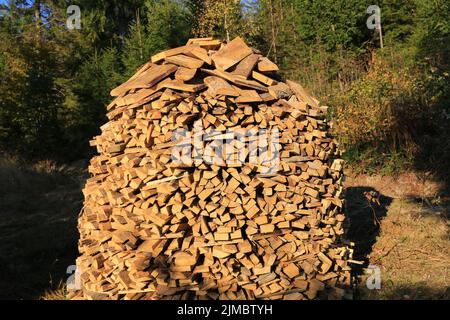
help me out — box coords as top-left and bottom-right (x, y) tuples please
(0, 157), (448, 299)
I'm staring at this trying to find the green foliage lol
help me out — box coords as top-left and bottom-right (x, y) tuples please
(63, 48), (123, 156)
(190, 0), (245, 40)
(413, 0), (450, 109)
(0, 0), (191, 159)
(342, 144), (412, 176)
(0, 1), (72, 156)
(144, 0), (190, 50)
(122, 20), (153, 76)
(122, 0), (190, 76)
(291, 0), (370, 51)
(334, 51), (420, 147)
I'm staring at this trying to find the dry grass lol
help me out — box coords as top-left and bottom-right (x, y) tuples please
(41, 284), (68, 300)
(357, 198), (449, 299)
(0, 156), (86, 299)
(345, 171), (450, 300)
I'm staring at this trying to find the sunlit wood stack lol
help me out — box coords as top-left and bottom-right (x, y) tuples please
(70, 37), (353, 300)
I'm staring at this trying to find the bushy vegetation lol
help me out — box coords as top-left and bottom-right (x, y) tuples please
(0, 0), (449, 180)
(332, 1), (449, 178)
(333, 51), (421, 173)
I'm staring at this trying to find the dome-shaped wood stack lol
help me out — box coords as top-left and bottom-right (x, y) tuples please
(70, 37), (352, 300)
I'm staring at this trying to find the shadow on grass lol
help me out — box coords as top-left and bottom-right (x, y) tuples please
(344, 186), (393, 296)
(0, 160), (85, 299)
(361, 283), (450, 300)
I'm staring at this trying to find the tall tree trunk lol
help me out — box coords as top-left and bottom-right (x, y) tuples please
(268, 0), (277, 63)
(378, 23), (384, 49)
(224, 0), (230, 41)
(34, 0), (41, 27)
(136, 8), (143, 60)
(118, 6), (128, 48)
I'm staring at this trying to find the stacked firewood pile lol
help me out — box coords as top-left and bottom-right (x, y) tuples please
(70, 37), (353, 300)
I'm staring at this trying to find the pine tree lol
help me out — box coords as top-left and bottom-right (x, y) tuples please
(122, 0), (190, 77)
(0, 0), (80, 156)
